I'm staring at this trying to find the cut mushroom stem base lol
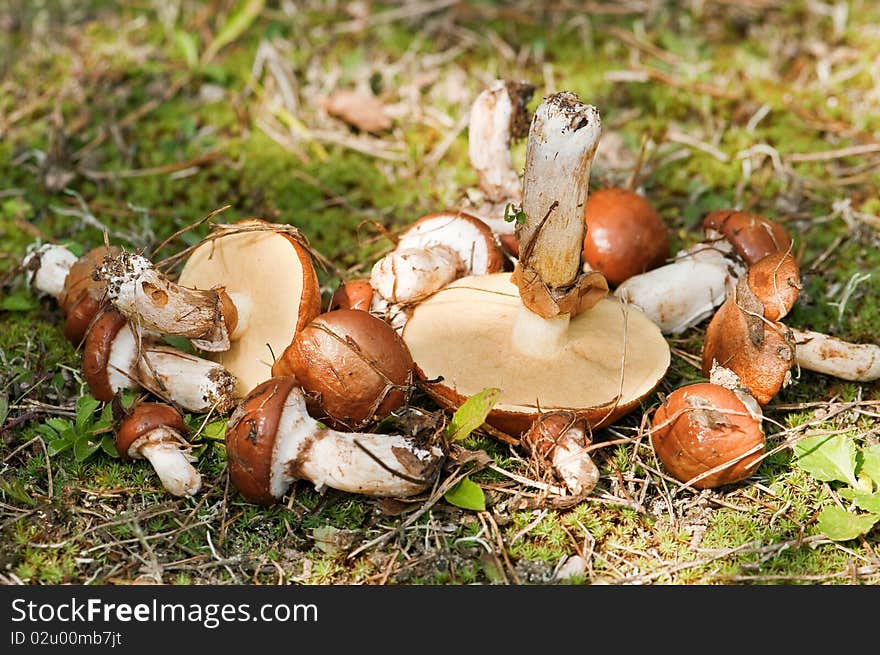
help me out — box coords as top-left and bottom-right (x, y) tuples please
(511, 304), (571, 359)
(137, 434), (202, 497)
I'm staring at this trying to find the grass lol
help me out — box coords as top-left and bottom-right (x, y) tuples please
(1, 0), (879, 586)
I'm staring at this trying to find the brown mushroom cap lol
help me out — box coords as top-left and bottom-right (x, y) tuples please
(116, 402), (188, 462)
(402, 272), (670, 437)
(225, 376), (297, 505)
(582, 187), (670, 286)
(702, 210), (792, 266)
(397, 211), (506, 276)
(177, 219), (322, 397)
(60, 245), (121, 345)
(82, 309), (130, 402)
(329, 278), (375, 313)
(272, 309), (415, 430)
(650, 382), (765, 489)
(701, 291), (795, 406)
(746, 252), (801, 321)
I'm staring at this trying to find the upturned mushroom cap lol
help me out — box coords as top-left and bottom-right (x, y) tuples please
(701, 287), (795, 406)
(702, 210), (792, 266)
(60, 245), (121, 345)
(582, 187), (670, 286)
(176, 219), (322, 396)
(402, 273), (670, 437)
(272, 309), (415, 429)
(116, 402), (189, 461)
(395, 211), (506, 277)
(226, 376), (295, 505)
(329, 278), (375, 313)
(82, 309), (136, 402)
(650, 382), (765, 489)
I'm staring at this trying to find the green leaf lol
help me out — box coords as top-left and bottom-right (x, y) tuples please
(202, 419), (227, 441)
(852, 491), (880, 514)
(0, 293), (37, 311)
(45, 417), (74, 436)
(816, 505), (880, 541)
(174, 29), (200, 69)
(793, 433), (858, 487)
(75, 395), (101, 434)
(444, 477), (486, 511)
(73, 436), (102, 462)
(0, 393), (8, 425)
(101, 434), (120, 458)
(859, 444), (880, 486)
(201, 0), (264, 65)
(447, 387), (501, 443)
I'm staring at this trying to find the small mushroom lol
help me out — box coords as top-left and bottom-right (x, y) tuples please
(369, 211), (506, 308)
(581, 187), (670, 286)
(614, 209), (794, 334)
(96, 219), (323, 396)
(328, 278), (376, 313)
(402, 92), (670, 438)
(522, 411), (600, 496)
(271, 309), (415, 430)
(225, 376), (445, 505)
(650, 381), (765, 489)
(83, 309), (237, 414)
(116, 402), (202, 497)
(22, 243), (121, 345)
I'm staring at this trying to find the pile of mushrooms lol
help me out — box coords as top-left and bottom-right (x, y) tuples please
(18, 79), (880, 508)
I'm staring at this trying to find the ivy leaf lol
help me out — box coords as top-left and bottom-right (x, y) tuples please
(816, 505), (880, 541)
(444, 477), (486, 511)
(793, 433), (858, 487)
(447, 387), (501, 443)
(859, 444), (880, 486)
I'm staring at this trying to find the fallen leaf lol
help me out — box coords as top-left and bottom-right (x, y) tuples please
(322, 90), (392, 133)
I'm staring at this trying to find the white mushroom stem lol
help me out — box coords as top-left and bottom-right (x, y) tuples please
(370, 245), (463, 304)
(131, 430), (202, 497)
(467, 79), (533, 238)
(512, 92), (603, 358)
(546, 425), (600, 496)
(97, 251), (234, 352)
(791, 328), (880, 382)
(270, 386), (444, 497)
(22, 243), (78, 300)
(108, 323), (237, 413)
(614, 242), (744, 334)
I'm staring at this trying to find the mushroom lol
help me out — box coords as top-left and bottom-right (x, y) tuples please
(614, 209), (794, 334)
(369, 210), (506, 308)
(22, 242), (122, 344)
(790, 329), (880, 382)
(83, 309), (237, 414)
(225, 376), (445, 504)
(96, 219), (323, 396)
(401, 92), (670, 438)
(650, 381), (765, 489)
(271, 309), (416, 430)
(464, 78), (535, 250)
(701, 252), (800, 406)
(328, 278), (375, 313)
(581, 187), (670, 287)
(116, 401), (202, 497)
(522, 411), (600, 496)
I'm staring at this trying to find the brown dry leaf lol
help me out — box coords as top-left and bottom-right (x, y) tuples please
(322, 89), (392, 133)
